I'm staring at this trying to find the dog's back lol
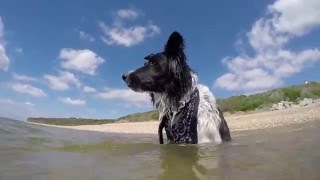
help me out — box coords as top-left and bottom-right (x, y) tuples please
(197, 84), (231, 143)
(218, 108), (232, 142)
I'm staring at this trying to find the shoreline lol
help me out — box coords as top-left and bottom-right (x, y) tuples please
(28, 102), (320, 134)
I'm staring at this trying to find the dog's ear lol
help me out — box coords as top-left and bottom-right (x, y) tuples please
(164, 31), (185, 57)
(144, 54), (155, 60)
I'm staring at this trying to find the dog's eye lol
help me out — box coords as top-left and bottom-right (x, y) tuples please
(144, 60), (156, 66)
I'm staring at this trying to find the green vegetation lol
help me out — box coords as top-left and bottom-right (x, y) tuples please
(218, 82), (320, 112)
(27, 112), (160, 126)
(117, 110), (159, 122)
(239, 98), (264, 111)
(283, 86), (300, 101)
(27, 82), (320, 125)
(27, 117), (115, 126)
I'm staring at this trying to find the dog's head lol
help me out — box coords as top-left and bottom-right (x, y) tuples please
(122, 31), (192, 95)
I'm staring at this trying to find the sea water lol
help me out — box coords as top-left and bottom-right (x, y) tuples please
(1, 118), (320, 180)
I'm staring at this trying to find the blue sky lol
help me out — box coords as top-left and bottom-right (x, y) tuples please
(0, 0), (320, 120)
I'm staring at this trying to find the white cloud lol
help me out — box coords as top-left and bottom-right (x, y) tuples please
(83, 86), (96, 93)
(269, 0), (320, 36)
(0, 98), (51, 120)
(0, 17), (9, 71)
(0, 98), (33, 120)
(0, 17), (3, 38)
(0, 98), (16, 105)
(96, 88), (150, 105)
(60, 48), (105, 75)
(44, 71), (80, 91)
(59, 97), (86, 106)
(15, 48), (23, 54)
(0, 44), (9, 71)
(25, 101), (35, 106)
(117, 9), (139, 20)
(99, 9), (160, 47)
(13, 73), (37, 82)
(11, 83), (47, 97)
(79, 31), (95, 42)
(215, 0), (320, 92)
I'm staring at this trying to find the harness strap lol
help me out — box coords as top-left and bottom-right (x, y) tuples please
(158, 88), (200, 144)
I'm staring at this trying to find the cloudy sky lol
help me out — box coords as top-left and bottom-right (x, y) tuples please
(0, 0), (319, 120)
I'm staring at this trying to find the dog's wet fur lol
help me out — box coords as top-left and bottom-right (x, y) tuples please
(123, 31), (231, 144)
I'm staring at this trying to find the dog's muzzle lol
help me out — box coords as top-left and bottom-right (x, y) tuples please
(122, 73), (131, 87)
(122, 72), (141, 91)
(122, 74), (128, 81)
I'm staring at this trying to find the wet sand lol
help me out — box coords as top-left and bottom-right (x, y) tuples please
(29, 102), (320, 134)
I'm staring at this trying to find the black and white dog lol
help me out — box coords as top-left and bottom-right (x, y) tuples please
(122, 31), (231, 144)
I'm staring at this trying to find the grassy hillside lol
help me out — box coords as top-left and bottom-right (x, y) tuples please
(27, 117), (116, 126)
(117, 110), (158, 122)
(27, 82), (320, 125)
(217, 81), (320, 112)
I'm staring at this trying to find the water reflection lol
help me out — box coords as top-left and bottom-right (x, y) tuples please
(158, 145), (207, 180)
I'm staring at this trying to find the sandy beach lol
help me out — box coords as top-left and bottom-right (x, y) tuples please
(29, 101), (320, 134)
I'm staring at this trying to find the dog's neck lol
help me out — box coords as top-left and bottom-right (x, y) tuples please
(152, 72), (198, 120)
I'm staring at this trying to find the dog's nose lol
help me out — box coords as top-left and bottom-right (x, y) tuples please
(122, 74), (128, 81)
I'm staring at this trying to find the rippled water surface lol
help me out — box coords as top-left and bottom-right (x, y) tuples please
(1, 118), (320, 180)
